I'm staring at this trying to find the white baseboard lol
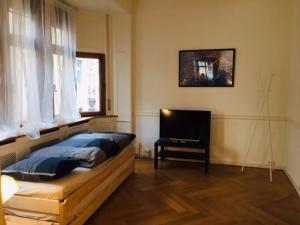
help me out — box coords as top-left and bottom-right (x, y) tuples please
(210, 159), (284, 170)
(284, 170), (300, 197)
(139, 155), (284, 170)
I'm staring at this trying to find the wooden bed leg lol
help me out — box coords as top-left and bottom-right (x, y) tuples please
(59, 201), (67, 225)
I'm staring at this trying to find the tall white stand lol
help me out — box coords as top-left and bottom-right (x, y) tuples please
(241, 74), (274, 182)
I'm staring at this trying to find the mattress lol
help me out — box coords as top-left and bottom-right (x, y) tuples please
(14, 160), (110, 200)
(13, 143), (131, 201)
(13, 133), (135, 200)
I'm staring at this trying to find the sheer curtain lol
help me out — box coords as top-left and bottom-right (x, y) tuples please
(0, 0), (41, 139)
(48, 2), (80, 123)
(0, 0), (80, 141)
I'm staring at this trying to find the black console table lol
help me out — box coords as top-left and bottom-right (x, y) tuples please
(154, 138), (210, 173)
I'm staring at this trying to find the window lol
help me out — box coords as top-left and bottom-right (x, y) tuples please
(196, 60), (214, 80)
(75, 52), (106, 116)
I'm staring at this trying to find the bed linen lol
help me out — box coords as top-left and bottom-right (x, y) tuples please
(12, 156), (115, 200)
(68, 132), (136, 150)
(54, 138), (120, 159)
(28, 146), (106, 168)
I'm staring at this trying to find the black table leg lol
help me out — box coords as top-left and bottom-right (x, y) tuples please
(154, 139), (210, 174)
(161, 146), (165, 161)
(154, 143), (158, 169)
(205, 146), (210, 174)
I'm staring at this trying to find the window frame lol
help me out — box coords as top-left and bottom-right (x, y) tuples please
(76, 52), (106, 117)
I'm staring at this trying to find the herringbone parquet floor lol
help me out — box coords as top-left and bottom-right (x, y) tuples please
(85, 159), (300, 225)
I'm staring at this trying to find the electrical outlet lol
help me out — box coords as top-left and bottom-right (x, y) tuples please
(142, 148), (151, 158)
(135, 143), (153, 159)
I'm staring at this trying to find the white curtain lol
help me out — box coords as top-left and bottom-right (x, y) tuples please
(0, 0), (80, 141)
(0, 0), (41, 140)
(49, 2), (80, 123)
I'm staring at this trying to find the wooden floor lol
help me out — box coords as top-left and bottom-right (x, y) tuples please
(85, 159), (300, 225)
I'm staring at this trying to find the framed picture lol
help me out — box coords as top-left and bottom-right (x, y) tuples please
(179, 48), (235, 87)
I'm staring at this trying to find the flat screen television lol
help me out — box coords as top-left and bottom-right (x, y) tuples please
(160, 109), (211, 142)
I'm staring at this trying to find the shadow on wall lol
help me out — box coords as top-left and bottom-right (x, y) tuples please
(210, 117), (239, 164)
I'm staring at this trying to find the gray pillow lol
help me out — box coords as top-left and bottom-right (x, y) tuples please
(28, 146), (106, 168)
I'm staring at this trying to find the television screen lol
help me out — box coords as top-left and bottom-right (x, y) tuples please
(159, 109), (211, 141)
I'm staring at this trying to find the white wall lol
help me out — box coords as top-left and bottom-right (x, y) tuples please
(76, 10), (107, 53)
(114, 0), (133, 14)
(286, 0), (300, 196)
(75, 10), (113, 115)
(75, 7), (133, 124)
(133, 0), (292, 168)
(109, 12), (133, 132)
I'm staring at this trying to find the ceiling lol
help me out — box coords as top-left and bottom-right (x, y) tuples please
(62, 0), (122, 13)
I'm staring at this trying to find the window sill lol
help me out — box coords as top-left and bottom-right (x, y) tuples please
(81, 114), (118, 118)
(0, 115), (119, 146)
(0, 117), (92, 146)
(80, 112), (105, 117)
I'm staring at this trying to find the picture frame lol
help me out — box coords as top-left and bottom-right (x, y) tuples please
(179, 48), (236, 87)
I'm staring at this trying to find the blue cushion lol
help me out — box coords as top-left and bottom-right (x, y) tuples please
(55, 138), (121, 159)
(2, 157), (81, 181)
(70, 132), (136, 150)
(28, 146), (106, 168)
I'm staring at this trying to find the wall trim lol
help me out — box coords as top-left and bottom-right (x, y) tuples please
(284, 169), (300, 197)
(134, 112), (287, 122)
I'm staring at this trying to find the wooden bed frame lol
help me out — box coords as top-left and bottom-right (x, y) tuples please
(5, 144), (135, 225)
(1, 121), (135, 225)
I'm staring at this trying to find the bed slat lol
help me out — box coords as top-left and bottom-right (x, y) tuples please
(4, 196), (60, 215)
(69, 162), (134, 225)
(64, 145), (134, 211)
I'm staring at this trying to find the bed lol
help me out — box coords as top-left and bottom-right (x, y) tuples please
(2, 132), (136, 225)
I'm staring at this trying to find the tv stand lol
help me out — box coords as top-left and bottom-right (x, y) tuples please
(154, 138), (210, 173)
(169, 138), (200, 143)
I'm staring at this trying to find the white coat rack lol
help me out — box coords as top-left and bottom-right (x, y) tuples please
(241, 73), (274, 182)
